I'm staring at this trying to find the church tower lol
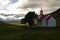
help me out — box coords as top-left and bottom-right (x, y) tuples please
(40, 8), (43, 15)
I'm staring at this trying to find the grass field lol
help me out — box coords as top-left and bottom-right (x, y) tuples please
(0, 22), (60, 40)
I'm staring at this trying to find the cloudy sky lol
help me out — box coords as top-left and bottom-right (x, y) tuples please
(0, 0), (60, 15)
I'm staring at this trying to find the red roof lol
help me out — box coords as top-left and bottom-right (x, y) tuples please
(39, 15), (51, 21)
(46, 15), (51, 21)
(40, 15), (48, 21)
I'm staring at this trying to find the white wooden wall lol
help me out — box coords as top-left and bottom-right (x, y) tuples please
(48, 17), (56, 27)
(42, 20), (47, 27)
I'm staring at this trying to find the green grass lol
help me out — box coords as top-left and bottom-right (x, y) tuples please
(0, 22), (60, 40)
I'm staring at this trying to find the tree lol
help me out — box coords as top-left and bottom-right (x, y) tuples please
(34, 14), (38, 26)
(34, 14), (38, 19)
(20, 11), (38, 26)
(20, 18), (26, 24)
(25, 11), (38, 26)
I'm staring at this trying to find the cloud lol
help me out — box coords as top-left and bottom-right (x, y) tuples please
(18, 0), (60, 14)
(49, 0), (60, 8)
(0, 0), (19, 10)
(0, 0), (10, 6)
(0, 0), (60, 14)
(0, 0), (25, 14)
(9, 0), (18, 3)
(20, 0), (41, 9)
(21, 0), (60, 8)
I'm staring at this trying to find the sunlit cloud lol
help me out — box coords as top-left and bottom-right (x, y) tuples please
(0, 0), (60, 14)
(0, 0), (25, 14)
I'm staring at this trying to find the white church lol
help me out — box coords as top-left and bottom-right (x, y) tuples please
(38, 8), (56, 27)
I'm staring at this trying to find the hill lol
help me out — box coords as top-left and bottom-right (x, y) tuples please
(0, 21), (60, 40)
(0, 21), (18, 27)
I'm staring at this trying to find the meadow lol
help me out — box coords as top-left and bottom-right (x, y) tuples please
(0, 22), (60, 40)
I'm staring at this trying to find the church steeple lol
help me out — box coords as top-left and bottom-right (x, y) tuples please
(40, 8), (43, 15)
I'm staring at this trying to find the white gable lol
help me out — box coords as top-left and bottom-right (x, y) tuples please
(48, 17), (56, 27)
(38, 15), (56, 27)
